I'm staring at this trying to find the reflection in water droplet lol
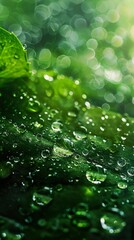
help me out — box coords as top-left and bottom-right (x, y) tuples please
(100, 213), (126, 234)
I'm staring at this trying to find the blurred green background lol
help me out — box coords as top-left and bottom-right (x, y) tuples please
(0, 0), (134, 116)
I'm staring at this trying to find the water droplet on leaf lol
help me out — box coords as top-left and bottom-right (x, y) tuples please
(86, 170), (107, 184)
(32, 188), (53, 207)
(51, 121), (63, 132)
(73, 131), (87, 140)
(127, 167), (134, 176)
(117, 181), (127, 189)
(100, 213), (126, 234)
(41, 149), (50, 158)
(27, 99), (41, 113)
(53, 145), (73, 158)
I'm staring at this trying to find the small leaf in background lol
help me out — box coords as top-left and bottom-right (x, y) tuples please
(0, 27), (29, 84)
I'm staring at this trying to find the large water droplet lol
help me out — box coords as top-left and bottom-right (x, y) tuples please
(100, 213), (126, 234)
(53, 145), (73, 158)
(86, 169), (107, 184)
(51, 121), (63, 132)
(44, 74), (53, 81)
(117, 181), (127, 189)
(32, 188), (53, 207)
(27, 99), (41, 113)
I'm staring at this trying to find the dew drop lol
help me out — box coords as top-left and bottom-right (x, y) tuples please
(51, 121), (63, 132)
(117, 158), (126, 167)
(27, 99), (41, 113)
(68, 111), (77, 117)
(100, 213), (126, 234)
(41, 149), (50, 158)
(44, 74), (53, 81)
(12, 143), (18, 148)
(32, 188), (53, 207)
(86, 170), (107, 184)
(53, 145), (73, 158)
(117, 181), (127, 189)
(127, 167), (134, 176)
(73, 131), (87, 140)
(82, 149), (89, 156)
(100, 126), (105, 131)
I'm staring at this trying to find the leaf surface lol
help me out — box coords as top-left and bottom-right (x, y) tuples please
(0, 27), (29, 84)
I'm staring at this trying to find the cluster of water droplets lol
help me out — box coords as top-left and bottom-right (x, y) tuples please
(0, 70), (133, 239)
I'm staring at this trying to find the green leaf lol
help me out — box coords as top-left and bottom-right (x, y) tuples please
(0, 27), (29, 84)
(0, 28), (134, 240)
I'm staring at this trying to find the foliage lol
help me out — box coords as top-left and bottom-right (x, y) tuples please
(0, 27), (134, 240)
(0, 28), (29, 84)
